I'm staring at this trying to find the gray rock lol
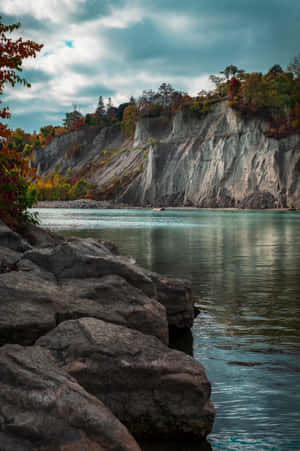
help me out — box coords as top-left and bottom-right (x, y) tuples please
(0, 344), (140, 451)
(0, 271), (60, 346)
(1, 253), (168, 345)
(37, 318), (215, 441)
(0, 247), (21, 273)
(60, 274), (168, 344)
(0, 220), (31, 252)
(150, 273), (194, 329)
(24, 240), (155, 297)
(18, 222), (65, 248)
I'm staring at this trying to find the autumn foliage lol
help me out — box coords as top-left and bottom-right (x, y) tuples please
(0, 16), (43, 228)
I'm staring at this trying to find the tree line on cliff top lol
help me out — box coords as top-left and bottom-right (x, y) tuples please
(1, 14), (300, 227)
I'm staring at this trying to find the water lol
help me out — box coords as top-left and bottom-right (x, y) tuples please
(34, 208), (300, 450)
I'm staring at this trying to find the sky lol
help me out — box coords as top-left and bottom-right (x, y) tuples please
(1, 0), (300, 132)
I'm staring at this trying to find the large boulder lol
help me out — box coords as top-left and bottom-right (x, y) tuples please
(0, 344), (140, 451)
(60, 274), (168, 344)
(0, 268), (168, 346)
(24, 239), (155, 297)
(37, 318), (215, 441)
(0, 271), (59, 346)
(150, 273), (194, 329)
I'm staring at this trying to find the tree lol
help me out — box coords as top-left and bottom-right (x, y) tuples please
(63, 109), (82, 129)
(106, 97), (118, 120)
(287, 54), (300, 78)
(267, 64), (283, 78)
(0, 17), (43, 128)
(122, 104), (138, 137)
(0, 16), (43, 228)
(158, 83), (174, 107)
(221, 65), (239, 80)
(95, 95), (105, 118)
(209, 74), (226, 96)
(228, 77), (241, 100)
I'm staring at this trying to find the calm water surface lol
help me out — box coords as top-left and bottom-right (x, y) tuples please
(34, 208), (300, 451)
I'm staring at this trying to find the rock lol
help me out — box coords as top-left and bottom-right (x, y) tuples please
(140, 440), (212, 451)
(0, 344), (140, 451)
(0, 220), (31, 252)
(0, 247), (20, 274)
(0, 271), (59, 346)
(18, 222), (65, 248)
(24, 240), (155, 297)
(60, 274), (168, 344)
(150, 273), (194, 329)
(239, 191), (276, 209)
(37, 318), (215, 441)
(0, 258), (168, 346)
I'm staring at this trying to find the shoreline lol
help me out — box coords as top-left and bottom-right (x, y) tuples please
(34, 200), (297, 212)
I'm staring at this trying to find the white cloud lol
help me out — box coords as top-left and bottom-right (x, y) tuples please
(0, 0), (84, 23)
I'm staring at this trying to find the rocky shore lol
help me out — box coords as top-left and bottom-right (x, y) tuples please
(36, 199), (130, 209)
(0, 219), (215, 450)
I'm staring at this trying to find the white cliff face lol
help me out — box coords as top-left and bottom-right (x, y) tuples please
(34, 101), (300, 208)
(122, 102), (300, 208)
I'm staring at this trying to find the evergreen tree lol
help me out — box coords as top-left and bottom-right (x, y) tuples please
(95, 95), (105, 118)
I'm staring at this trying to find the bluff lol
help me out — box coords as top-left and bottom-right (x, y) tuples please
(34, 101), (300, 209)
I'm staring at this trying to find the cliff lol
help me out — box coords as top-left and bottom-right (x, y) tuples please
(34, 101), (300, 208)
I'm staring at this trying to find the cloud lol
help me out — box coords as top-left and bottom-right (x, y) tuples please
(1, 0), (299, 132)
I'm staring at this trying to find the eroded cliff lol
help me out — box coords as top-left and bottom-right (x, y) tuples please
(34, 101), (300, 208)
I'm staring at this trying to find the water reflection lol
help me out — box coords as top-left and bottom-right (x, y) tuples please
(35, 208), (300, 450)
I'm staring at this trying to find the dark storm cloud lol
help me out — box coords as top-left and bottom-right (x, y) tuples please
(77, 84), (115, 98)
(22, 69), (52, 84)
(0, 12), (50, 32)
(110, 0), (300, 73)
(71, 0), (124, 23)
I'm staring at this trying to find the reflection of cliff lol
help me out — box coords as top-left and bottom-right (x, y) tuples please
(34, 101), (300, 209)
(190, 213), (300, 346)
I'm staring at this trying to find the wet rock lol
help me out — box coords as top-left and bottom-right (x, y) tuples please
(37, 318), (215, 441)
(0, 344), (140, 451)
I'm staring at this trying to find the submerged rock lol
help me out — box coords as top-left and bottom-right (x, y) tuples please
(0, 344), (140, 451)
(37, 317), (215, 441)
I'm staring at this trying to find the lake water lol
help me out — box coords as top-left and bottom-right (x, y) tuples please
(34, 208), (300, 451)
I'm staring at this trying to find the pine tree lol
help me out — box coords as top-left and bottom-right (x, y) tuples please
(95, 96), (105, 118)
